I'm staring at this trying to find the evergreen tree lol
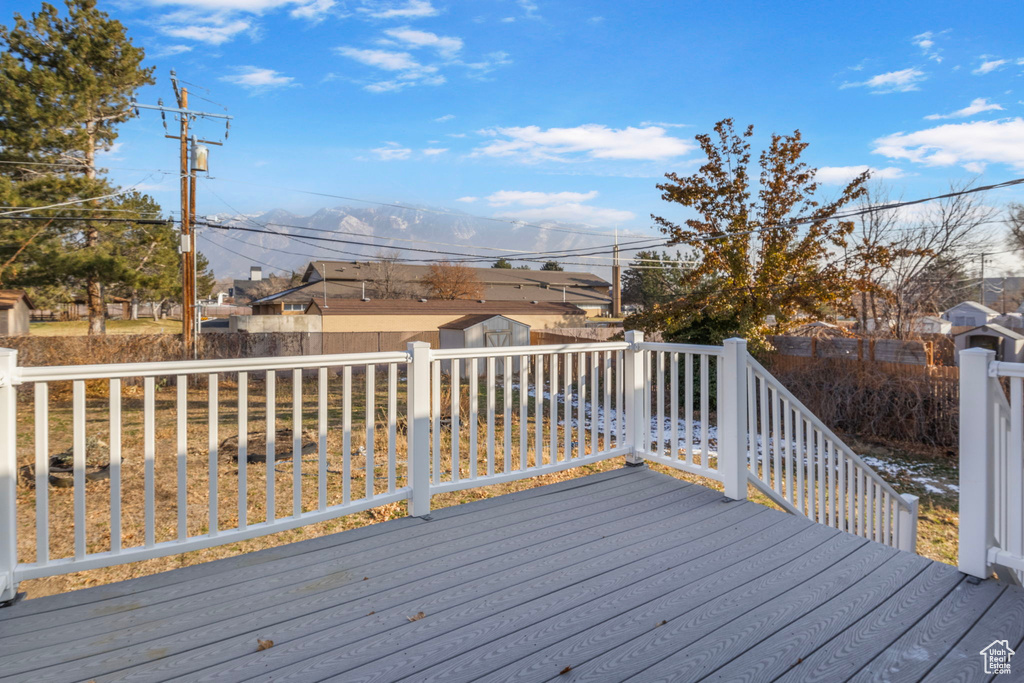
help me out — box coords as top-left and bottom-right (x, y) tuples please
(0, 0), (155, 333)
(540, 261), (564, 271)
(492, 258), (513, 269)
(621, 251), (690, 308)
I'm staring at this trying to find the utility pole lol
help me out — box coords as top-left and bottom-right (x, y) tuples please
(980, 252), (986, 307)
(133, 71), (232, 358)
(611, 229), (622, 318)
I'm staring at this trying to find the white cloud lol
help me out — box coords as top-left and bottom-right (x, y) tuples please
(639, 120), (689, 128)
(151, 44), (194, 57)
(220, 66), (296, 90)
(973, 58), (1010, 75)
(841, 67), (927, 93)
(873, 118), (1024, 171)
(500, 16), (515, 23)
(289, 0), (335, 19)
(357, 0), (438, 19)
(447, 133), (467, 138)
(912, 31), (947, 62)
(473, 124), (694, 162)
(336, 46), (445, 91)
(494, 204), (633, 227)
(481, 189), (632, 227)
(517, 0), (539, 18)
(484, 190), (600, 207)
(149, 0), (336, 46)
(434, 114), (455, 122)
(336, 47), (424, 71)
(456, 196), (478, 203)
(371, 142), (413, 160)
(814, 165), (906, 185)
(925, 97), (1004, 120)
(383, 27), (462, 58)
(160, 19), (252, 45)
(422, 148), (448, 156)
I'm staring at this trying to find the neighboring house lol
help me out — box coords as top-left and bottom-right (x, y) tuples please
(910, 316), (952, 335)
(954, 324), (1024, 363)
(230, 267), (293, 306)
(0, 290), (32, 335)
(251, 261), (613, 316)
(305, 299), (586, 332)
(943, 301), (999, 328)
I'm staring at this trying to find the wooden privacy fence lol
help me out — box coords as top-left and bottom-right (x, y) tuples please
(0, 335), (917, 603)
(769, 335), (935, 366)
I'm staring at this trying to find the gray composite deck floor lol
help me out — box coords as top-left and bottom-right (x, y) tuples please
(1, 466), (1022, 682)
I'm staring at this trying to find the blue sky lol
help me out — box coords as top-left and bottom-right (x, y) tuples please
(14, 1), (1024, 257)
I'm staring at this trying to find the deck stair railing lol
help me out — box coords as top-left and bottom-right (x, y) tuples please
(960, 348), (1024, 585)
(0, 334), (917, 603)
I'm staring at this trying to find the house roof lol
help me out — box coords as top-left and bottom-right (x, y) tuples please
(250, 279), (610, 307)
(439, 314), (523, 331)
(946, 300), (999, 315)
(0, 290), (33, 310)
(302, 261), (611, 289)
(954, 323), (1024, 340)
(306, 299), (583, 317)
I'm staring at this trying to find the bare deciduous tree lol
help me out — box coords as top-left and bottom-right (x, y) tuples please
(422, 261), (484, 300)
(365, 252), (413, 299)
(850, 181), (994, 339)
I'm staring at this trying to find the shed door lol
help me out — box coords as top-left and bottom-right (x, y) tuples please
(485, 330), (512, 347)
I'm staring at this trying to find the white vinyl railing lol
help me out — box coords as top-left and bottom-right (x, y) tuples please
(0, 334), (918, 603)
(962, 348), (1024, 584)
(745, 356), (918, 550)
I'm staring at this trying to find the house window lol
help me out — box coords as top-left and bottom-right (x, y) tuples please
(284, 303), (306, 312)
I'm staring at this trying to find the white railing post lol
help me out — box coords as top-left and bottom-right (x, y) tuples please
(720, 338), (749, 500)
(898, 494), (919, 553)
(959, 347), (995, 579)
(0, 348), (19, 603)
(407, 342), (432, 517)
(624, 331), (645, 466)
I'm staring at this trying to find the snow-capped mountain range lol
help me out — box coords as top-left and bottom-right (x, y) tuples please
(198, 205), (645, 278)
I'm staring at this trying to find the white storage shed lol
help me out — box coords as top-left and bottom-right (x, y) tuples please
(439, 314), (530, 376)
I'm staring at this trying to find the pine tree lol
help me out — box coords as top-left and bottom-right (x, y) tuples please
(0, 0), (155, 333)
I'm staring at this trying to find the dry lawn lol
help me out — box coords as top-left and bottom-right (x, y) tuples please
(29, 319), (184, 337)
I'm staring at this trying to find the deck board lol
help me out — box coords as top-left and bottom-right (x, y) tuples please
(1, 466), (1022, 683)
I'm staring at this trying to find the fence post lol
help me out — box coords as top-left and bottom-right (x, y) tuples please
(959, 347), (995, 579)
(624, 331), (645, 466)
(0, 349), (19, 603)
(720, 338), (749, 500)
(897, 494), (919, 553)
(407, 342), (432, 518)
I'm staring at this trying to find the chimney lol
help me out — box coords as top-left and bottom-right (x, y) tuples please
(249, 266), (263, 282)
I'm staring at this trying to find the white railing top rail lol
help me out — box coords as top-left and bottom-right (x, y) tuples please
(429, 341), (630, 360)
(11, 350), (412, 384)
(635, 341), (724, 356)
(990, 360), (1024, 378)
(745, 354), (911, 511)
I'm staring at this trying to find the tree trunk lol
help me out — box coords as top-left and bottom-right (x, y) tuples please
(129, 292), (139, 321)
(84, 124), (105, 335)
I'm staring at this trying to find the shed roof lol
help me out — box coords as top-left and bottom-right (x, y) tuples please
(954, 323), (1024, 340)
(306, 299), (582, 317)
(0, 290), (33, 310)
(439, 314), (526, 331)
